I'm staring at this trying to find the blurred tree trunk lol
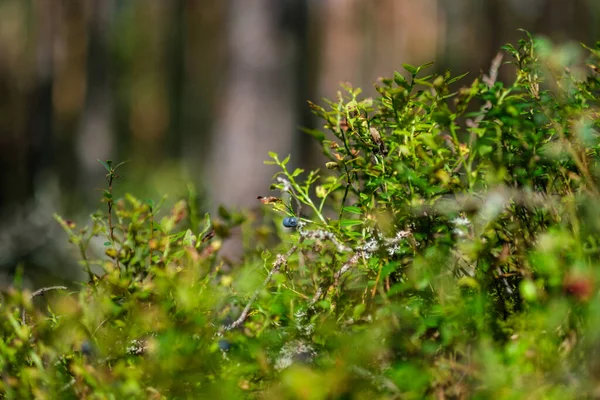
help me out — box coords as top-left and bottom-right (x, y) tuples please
(0, 0), (53, 283)
(0, 1), (54, 210)
(182, 1), (226, 183)
(76, 0), (115, 199)
(26, 2), (54, 206)
(0, 1), (82, 287)
(534, 0), (592, 42)
(204, 0), (310, 260)
(205, 0), (302, 210)
(316, 0), (439, 97)
(167, 0), (186, 160)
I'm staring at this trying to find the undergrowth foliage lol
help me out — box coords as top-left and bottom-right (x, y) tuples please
(3, 33), (600, 398)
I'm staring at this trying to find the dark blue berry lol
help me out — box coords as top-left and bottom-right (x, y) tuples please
(81, 340), (94, 356)
(282, 217), (298, 228)
(218, 339), (231, 351)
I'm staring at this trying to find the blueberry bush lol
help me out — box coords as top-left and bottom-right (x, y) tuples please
(3, 33), (600, 399)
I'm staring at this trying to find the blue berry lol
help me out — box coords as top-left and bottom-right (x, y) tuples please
(218, 339), (231, 351)
(282, 217), (298, 228)
(81, 340), (94, 356)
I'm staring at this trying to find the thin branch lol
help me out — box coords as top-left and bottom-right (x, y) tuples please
(224, 227), (411, 328)
(22, 286), (68, 323)
(333, 252), (361, 287)
(309, 229), (412, 306)
(310, 251), (362, 306)
(483, 52), (503, 88)
(30, 285), (68, 299)
(468, 52), (504, 130)
(223, 245), (298, 331)
(350, 365), (400, 395)
(277, 177), (303, 217)
(59, 378), (77, 394)
(92, 318), (109, 338)
(299, 229), (352, 253)
(496, 266), (514, 294)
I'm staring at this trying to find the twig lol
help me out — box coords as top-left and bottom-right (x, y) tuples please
(333, 252), (361, 287)
(496, 266), (514, 294)
(59, 378), (77, 393)
(371, 263), (383, 299)
(483, 52), (503, 88)
(106, 173), (119, 271)
(299, 229), (352, 253)
(22, 286), (68, 323)
(277, 177), (303, 217)
(310, 251), (362, 306)
(92, 318), (109, 338)
(224, 227), (411, 328)
(467, 52), (504, 130)
(77, 240), (94, 282)
(148, 210), (154, 269)
(308, 229), (411, 306)
(30, 285), (68, 299)
(224, 245), (298, 331)
(349, 365), (400, 395)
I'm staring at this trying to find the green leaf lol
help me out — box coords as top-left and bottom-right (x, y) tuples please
(317, 300), (330, 310)
(382, 261), (400, 278)
(402, 64), (418, 75)
(340, 219), (363, 227)
(394, 71), (409, 89)
(446, 71), (469, 85)
(182, 229), (195, 247)
(520, 280), (538, 302)
(478, 144), (493, 156)
(416, 61), (435, 73)
(342, 206), (362, 215)
(414, 78), (434, 87)
(198, 213), (212, 239)
(170, 231), (187, 242)
(292, 168), (304, 177)
(98, 159), (111, 172)
(457, 276), (480, 290)
(352, 303), (366, 320)
(112, 160), (129, 171)
(432, 111), (451, 126)
(301, 127), (326, 142)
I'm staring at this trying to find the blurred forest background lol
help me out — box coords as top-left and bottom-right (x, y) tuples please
(0, 0), (598, 286)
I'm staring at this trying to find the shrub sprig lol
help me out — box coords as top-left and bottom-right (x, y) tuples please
(2, 33), (600, 398)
